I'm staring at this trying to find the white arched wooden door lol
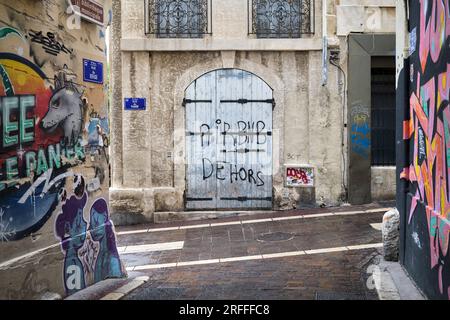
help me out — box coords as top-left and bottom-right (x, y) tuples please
(185, 69), (273, 209)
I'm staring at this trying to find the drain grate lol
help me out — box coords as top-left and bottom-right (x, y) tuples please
(314, 292), (366, 300)
(256, 231), (294, 242)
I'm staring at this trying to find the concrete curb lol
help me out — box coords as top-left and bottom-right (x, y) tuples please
(100, 276), (150, 300)
(374, 256), (426, 300)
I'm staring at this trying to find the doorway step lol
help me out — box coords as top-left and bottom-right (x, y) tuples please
(154, 210), (275, 224)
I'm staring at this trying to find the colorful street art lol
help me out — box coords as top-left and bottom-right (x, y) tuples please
(286, 167), (314, 187)
(0, 53), (83, 241)
(55, 178), (125, 295)
(0, 14), (124, 299)
(350, 105), (370, 159)
(401, 0), (450, 300)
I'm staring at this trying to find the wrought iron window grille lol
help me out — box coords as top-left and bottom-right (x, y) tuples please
(248, 0), (314, 38)
(145, 0), (212, 38)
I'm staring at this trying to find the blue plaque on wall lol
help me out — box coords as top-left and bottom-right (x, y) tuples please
(83, 58), (103, 84)
(124, 98), (146, 111)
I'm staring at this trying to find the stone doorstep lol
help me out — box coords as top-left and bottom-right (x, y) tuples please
(154, 210), (275, 224)
(153, 206), (390, 224)
(64, 276), (149, 300)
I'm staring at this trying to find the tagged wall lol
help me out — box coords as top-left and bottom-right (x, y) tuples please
(400, 0), (450, 300)
(0, 0), (126, 299)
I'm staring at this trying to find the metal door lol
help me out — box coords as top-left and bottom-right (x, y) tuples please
(185, 69), (273, 209)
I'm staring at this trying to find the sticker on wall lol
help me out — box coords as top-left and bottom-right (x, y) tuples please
(124, 98), (146, 111)
(409, 27), (416, 56)
(83, 59), (103, 84)
(286, 167), (314, 187)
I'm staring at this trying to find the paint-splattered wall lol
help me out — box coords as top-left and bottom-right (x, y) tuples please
(0, 0), (126, 299)
(401, 0), (450, 300)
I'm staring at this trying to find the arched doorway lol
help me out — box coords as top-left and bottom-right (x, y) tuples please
(184, 69), (274, 210)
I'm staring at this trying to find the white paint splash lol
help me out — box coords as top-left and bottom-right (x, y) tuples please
(0, 208), (16, 242)
(412, 232), (422, 249)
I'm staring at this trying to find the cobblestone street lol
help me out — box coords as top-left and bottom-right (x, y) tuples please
(115, 202), (393, 300)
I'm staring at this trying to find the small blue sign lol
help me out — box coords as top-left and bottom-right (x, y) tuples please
(124, 98), (146, 111)
(83, 58), (103, 84)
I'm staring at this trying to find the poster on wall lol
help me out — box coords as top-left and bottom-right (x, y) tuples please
(286, 167), (314, 187)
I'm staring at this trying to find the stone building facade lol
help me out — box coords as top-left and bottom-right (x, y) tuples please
(111, 0), (397, 224)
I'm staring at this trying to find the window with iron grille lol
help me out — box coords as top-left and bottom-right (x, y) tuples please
(249, 0), (314, 38)
(371, 59), (396, 166)
(145, 0), (210, 38)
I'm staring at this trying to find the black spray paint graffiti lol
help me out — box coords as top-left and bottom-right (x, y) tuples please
(202, 158), (265, 186)
(196, 119), (271, 148)
(27, 30), (73, 56)
(196, 119), (269, 187)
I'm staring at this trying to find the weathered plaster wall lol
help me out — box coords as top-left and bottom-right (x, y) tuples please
(111, 0), (397, 222)
(336, 0), (396, 36)
(336, 0), (396, 204)
(111, 49), (344, 221)
(0, 0), (126, 299)
(371, 167), (396, 201)
(120, 0), (326, 51)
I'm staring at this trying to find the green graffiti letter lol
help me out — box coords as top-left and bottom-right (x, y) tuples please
(2, 96), (19, 148)
(20, 95), (35, 144)
(37, 148), (48, 176)
(48, 144), (61, 169)
(25, 151), (37, 177)
(6, 156), (18, 186)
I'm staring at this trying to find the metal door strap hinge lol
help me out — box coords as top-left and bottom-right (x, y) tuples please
(182, 98), (213, 107)
(220, 99), (276, 108)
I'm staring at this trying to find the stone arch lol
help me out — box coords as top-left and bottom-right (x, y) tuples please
(173, 57), (285, 202)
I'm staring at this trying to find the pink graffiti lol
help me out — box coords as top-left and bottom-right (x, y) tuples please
(287, 168), (311, 184)
(419, 0), (450, 72)
(403, 70), (450, 297)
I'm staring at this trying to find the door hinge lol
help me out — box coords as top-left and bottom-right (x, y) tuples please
(182, 98), (213, 107)
(220, 99), (276, 109)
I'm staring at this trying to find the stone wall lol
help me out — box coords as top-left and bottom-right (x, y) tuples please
(111, 49), (345, 222)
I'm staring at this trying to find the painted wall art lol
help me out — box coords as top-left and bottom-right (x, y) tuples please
(401, 0), (450, 300)
(0, 0), (124, 299)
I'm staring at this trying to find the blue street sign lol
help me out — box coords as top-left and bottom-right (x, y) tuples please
(83, 58), (103, 84)
(124, 98), (146, 111)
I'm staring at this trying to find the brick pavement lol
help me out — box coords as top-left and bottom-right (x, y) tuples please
(115, 203), (392, 300)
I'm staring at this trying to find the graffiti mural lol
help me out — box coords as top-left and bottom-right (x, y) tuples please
(54, 176), (88, 295)
(0, 52), (83, 241)
(0, 3), (124, 299)
(286, 167), (314, 187)
(55, 178), (125, 295)
(89, 198), (124, 283)
(350, 105), (370, 159)
(401, 0), (450, 300)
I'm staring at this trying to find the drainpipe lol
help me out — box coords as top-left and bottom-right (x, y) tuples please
(321, 0), (328, 86)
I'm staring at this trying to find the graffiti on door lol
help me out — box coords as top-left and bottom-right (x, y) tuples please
(185, 69), (273, 209)
(198, 119), (269, 187)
